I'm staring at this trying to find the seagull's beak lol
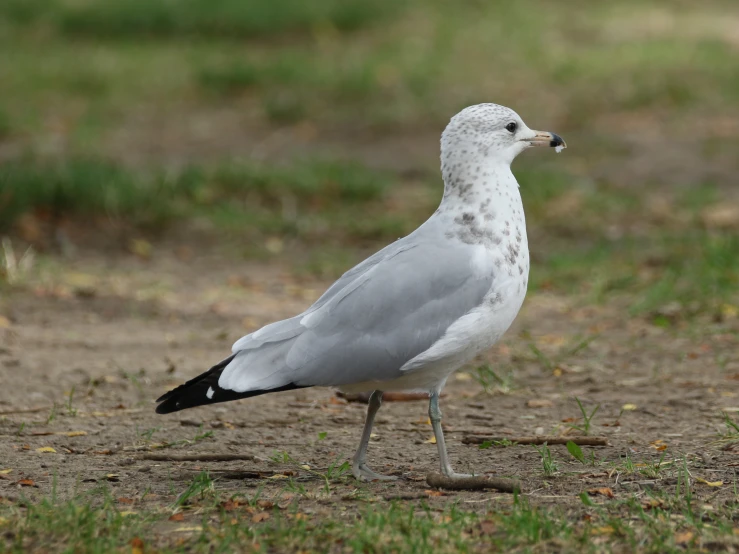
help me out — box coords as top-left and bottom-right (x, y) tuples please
(525, 131), (566, 149)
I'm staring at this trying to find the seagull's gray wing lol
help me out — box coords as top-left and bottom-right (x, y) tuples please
(219, 236), (493, 393)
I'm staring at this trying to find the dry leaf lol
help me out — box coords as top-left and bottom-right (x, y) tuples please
(128, 238), (152, 259)
(117, 497), (134, 505)
(257, 500), (274, 509)
(169, 513), (185, 522)
(35, 447), (56, 453)
(106, 474), (120, 482)
(17, 479), (37, 487)
(695, 477), (723, 487)
(424, 436), (437, 444)
(130, 537), (144, 554)
(674, 531), (694, 544)
(252, 512), (270, 523)
(0, 469), (11, 474)
(0, 316), (10, 328)
(527, 399), (553, 408)
(64, 431), (87, 437)
(587, 488), (615, 498)
(621, 404), (637, 411)
(424, 490), (445, 497)
(479, 520), (496, 535)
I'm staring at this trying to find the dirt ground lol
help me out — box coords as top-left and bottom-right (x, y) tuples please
(1, 246), (738, 538)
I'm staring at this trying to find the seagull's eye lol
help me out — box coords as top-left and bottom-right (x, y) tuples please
(505, 122), (517, 133)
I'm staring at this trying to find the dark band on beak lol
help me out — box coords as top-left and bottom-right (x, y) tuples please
(549, 133), (565, 148)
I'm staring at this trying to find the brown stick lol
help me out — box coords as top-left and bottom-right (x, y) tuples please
(137, 453), (260, 462)
(462, 435), (608, 446)
(426, 472), (521, 493)
(0, 406), (51, 415)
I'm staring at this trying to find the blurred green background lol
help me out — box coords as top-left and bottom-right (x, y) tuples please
(1, 0), (738, 320)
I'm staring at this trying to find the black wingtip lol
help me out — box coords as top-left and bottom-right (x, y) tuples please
(154, 354), (308, 414)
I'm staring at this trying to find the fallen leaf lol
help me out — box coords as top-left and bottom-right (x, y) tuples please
(169, 513), (185, 522)
(120, 511), (137, 517)
(35, 447), (56, 453)
(0, 469), (11, 474)
(424, 490), (445, 497)
(695, 477), (723, 487)
(17, 479), (37, 487)
(591, 526), (614, 535)
(130, 537), (144, 554)
(701, 203), (739, 230)
(674, 531), (694, 544)
(527, 399), (553, 408)
(64, 431), (87, 437)
(257, 500), (274, 509)
(455, 372), (472, 381)
(117, 497), (134, 505)
(106, 474), (120, 482)
(649, 439), (668, 451)
(252, 512), (270, 523)
(587, 488), (615, 498)
(128, 238), (152, 259)
(0, 316), (10, 328)
(621, 404), (637, 411)
(424, 436), (437, 444)
(174, 526), (202, 532)
(479, 520), (496, 534)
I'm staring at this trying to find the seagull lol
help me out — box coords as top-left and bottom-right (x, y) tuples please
(156, 103), (566, 481)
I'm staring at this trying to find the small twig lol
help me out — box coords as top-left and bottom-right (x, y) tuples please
(426, 472), (521, 493)
(0, 406), (52, 416)
(137, 453), (261, 462)
(462, 435), (608, 446)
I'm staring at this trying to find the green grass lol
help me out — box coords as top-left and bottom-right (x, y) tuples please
(0, 0), (403, 38)
(3, 481), (736, 553)
(0, 157), (405, 245)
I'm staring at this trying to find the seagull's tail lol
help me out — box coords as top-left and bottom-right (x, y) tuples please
(154, 354), (304, 414)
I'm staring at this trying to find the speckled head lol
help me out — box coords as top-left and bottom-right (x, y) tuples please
(441, 103), (565, 166)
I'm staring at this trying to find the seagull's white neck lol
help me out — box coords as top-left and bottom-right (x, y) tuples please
(431, 152), (528, 273)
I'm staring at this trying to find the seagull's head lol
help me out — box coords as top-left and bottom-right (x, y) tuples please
(441, 103), (566, 165)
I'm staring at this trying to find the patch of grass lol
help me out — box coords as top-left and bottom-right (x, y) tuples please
(534, 444), (559, 477)
(2, 478), (738, 553)
(0, 157), (408, 246)
(471, 364), (516, 395)
(12, 0), (404, 39)
(0, 159), (178, 230)
(568, 397), (600, 436)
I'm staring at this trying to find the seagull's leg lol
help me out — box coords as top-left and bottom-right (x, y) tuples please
(352, 390), (397, 481)
(429, 392), (473, 479)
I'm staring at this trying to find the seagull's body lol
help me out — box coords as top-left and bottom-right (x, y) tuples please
(157, 103), (565, 481)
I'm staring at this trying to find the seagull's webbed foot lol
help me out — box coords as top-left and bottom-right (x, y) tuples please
(352, 462), (398, 482)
